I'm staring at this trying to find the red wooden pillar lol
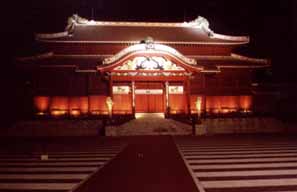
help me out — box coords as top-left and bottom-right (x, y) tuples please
(186, 77), (191, 115)
(131, 81), (136, 115)
(165, 81), (169, 116)
(109, 76), (113, 98)
(203, 74), (207, 114)
(109, 75), (113, 117)
(87, 74), (91, 115)
(237, 95), (241, 112)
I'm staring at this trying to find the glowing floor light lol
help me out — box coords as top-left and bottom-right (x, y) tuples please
(135, 113), (165, 119)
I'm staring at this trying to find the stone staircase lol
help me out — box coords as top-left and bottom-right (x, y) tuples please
(106, 113), (192, 136)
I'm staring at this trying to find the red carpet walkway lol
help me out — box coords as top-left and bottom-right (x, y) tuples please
(77, 136), (198, 192)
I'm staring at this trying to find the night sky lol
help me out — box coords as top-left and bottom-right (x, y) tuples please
(1, 0), (296, 124)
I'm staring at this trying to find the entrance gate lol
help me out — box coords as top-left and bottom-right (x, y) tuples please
(135, 82), (164, 113)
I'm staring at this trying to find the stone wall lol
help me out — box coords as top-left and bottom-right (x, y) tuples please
(196, 117), (286, 135)
(2, 120), (103, 137)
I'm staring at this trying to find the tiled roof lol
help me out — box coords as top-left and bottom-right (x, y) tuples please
(36, 16), (249, 45)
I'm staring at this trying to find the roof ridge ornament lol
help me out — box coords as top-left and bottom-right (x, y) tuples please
(189, 16), (214, 37)
(144, 36), (155, 50)
(65, 14), (88, 34)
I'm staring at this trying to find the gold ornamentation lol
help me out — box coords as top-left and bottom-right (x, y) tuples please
(114, 56), (186, 71)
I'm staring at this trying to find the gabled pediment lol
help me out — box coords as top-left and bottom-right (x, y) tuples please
(103, 43), (196, 65)
(98, 42), (202, 73)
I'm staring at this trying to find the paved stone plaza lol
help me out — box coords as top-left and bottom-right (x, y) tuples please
(1, 134), (297, 192)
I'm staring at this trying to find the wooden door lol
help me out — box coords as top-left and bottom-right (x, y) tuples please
(135, 82), (164, 113)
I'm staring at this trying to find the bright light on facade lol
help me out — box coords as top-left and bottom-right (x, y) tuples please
(106, 97), (114, 118)
(195, 96), (202, 117)
(36, 112), (46, 116)
(135, 113), (164, 119)
(51, 109), (67, 116)
(70, 109), (81, 116)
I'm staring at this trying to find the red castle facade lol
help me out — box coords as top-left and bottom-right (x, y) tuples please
(18, 15), (270, 118)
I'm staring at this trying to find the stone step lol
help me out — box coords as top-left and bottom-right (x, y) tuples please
(106, 113), (192, 136)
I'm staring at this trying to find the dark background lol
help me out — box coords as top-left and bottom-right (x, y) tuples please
(1, 0), (296, 125)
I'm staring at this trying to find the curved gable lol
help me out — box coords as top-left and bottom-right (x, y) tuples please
(98, 43), (201, 72)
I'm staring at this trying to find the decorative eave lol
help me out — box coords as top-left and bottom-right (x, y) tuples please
(16, 50), (270, 72)
(191, 54), (270, 63)
(212, 33), (249, 43)
(193, 53), (271, 69)
(35, 32), (70, 40)
(201, 67), (221, 74)
(230, 53), (270, 65)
